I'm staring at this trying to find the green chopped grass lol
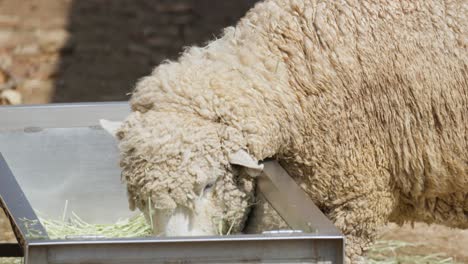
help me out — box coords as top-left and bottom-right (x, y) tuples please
(366, 240), (457, 264)
(0, 258), (22, 264)
(0, 211), (153, 264)
(37, 211), (153, 240)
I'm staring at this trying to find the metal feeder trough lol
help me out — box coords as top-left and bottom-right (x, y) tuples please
(0, 102), (344, 264)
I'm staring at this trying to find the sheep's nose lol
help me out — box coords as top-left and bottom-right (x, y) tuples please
(153, 206), (193, 236)
(148, 209), (170, 236)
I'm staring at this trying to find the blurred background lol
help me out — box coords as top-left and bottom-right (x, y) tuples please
(0, 0), (259, 104)
(0, 0), (466, 262)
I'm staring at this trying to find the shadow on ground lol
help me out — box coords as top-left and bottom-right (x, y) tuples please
(53, 0), (260, 102)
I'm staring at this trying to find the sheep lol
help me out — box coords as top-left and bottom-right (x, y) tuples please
(0, 209), (15, 243)
(0, 89), (22, 105)
(102, 0), (467, 262)
(0, 70), (22, 105)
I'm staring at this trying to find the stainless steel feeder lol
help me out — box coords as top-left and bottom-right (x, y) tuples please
(0, 102), (344, 263)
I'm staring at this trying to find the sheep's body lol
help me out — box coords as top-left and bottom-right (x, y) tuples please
(0, 209), (15, 243)
(116, 0), (467, 262)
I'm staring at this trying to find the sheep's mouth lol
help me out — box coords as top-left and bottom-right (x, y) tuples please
(151, 206), (191, 236)
(152, 206), (218, 237)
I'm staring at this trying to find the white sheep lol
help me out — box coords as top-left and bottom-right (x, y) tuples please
(0, 209), (15, 243)
(102, 0), (467, 262)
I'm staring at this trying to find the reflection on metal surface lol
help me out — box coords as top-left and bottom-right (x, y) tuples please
(0, 127), (131, 224)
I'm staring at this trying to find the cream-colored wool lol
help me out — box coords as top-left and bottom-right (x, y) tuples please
(117, 111), (257, 235)
(0, 208), (15, 243)
(115, 0), (467, 263)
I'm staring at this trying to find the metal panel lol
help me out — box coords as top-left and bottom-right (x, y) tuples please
(0, 127), (132, 224)
(259, 161), (341, 236)
(0, 154), (48, 257)
(27, 236), (343, 264)
(0, 102), (132, 224)
(0, 102), (129, 131)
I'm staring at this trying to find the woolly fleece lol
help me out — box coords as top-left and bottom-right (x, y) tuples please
(117, 0), (467, 262)
(0, 208), (15, 243)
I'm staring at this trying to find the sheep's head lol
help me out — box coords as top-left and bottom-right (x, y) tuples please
(101, 111), (262, 236)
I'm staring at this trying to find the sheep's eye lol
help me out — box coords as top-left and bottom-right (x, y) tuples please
(204, 183), (214, 190)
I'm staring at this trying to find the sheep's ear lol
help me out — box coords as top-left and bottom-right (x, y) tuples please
(99, 119), (123, 139)
(228, 149), (264, 177)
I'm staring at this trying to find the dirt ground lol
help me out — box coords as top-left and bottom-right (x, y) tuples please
(0, 0), (466, 262)
(377, 223), (468, 263)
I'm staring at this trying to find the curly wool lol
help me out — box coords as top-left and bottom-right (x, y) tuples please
(0, 208), (15, 243)
(118, 0), (467, 262)
(118, 110), (256, 234)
